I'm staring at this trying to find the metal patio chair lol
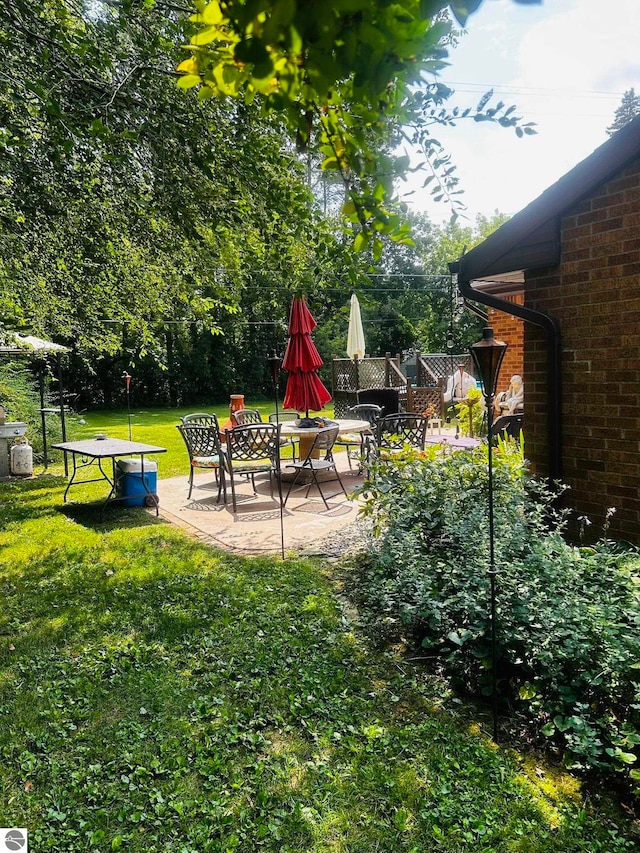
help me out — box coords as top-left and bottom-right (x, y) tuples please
(376, 413), (428, 454)
(284, 425), (348, 510)
(268, 411), (299, 460)
(225, 423), (283, 512)
(176, 422), (226, 501)
(334, 403), (382, 469)
(180, 412), (221, 430)
(230, 408), (263, 426)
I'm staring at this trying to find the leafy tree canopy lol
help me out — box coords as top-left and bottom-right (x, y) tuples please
(313, 209), (508, 363)
(0, 1), (336, 371)
(180, 0), (538, 256)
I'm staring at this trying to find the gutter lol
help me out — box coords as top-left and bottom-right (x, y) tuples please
(463, 299), (488, 322)
(449, 258), (562, 481)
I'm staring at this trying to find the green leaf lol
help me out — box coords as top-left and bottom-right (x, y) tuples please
(353, 232), (368, 252)
(202, 1), (224, 25)
(192, 25), (225, 46)
(447, 631), (463, 646)
(177, 74), (201, 90)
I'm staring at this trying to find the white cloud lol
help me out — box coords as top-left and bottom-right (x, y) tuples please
(405, 0), (640, 224)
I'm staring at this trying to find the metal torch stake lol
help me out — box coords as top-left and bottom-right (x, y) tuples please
(487, 403), (498, 742)
(268, 355), (285, 560)
(123, 372), (132, 441)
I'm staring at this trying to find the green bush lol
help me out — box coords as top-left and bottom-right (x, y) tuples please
(0, 361), (61, 460)
(352, 441), (640, 784)
(452, 387), (486, 437)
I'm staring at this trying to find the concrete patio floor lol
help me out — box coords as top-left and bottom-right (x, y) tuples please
(157, 452), (366, 556)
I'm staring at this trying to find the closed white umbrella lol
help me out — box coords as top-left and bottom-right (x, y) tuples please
(347, 293), (366, 392)
(347, 293), (365, 360)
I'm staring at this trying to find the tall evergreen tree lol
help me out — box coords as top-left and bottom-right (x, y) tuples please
(606, 88), (640, 136)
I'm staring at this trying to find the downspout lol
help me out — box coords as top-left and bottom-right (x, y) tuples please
(450, 258), (563, 481)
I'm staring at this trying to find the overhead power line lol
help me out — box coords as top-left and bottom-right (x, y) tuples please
(442, 80), (629, 99)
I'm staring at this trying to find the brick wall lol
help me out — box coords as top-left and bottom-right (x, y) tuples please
(487, 293), (525, 393)
(525, 156), (640, 542)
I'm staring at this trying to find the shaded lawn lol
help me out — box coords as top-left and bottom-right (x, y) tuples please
(0, 477), (635, 852)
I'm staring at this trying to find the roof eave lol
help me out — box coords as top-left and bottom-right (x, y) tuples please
(450, 114), (640, 282)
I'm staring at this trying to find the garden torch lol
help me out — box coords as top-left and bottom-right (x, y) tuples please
(122, 371), (132, 441)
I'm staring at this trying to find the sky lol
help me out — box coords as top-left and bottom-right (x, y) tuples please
(403, 0), (640, 225)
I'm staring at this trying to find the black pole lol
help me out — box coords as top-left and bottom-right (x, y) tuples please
(268, 355), (285, 560)
(269, 356), (281, 426)
(122, 372), (132, 441)
(470, 326), (507, 744)
(487, 402), (498, 742)
(39, 367), (48, 470)
(57, 353), (68, 475)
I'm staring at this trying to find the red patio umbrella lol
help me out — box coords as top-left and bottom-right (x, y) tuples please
(283, 295), (331, 415)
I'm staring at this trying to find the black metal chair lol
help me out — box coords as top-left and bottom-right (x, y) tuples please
(492, 412), (524, 443)
(268, 411), (299, 460)
(176, 423), (226, 501)
(334, 404), (382, 469)
(225, 423), (283, 512)
(231, 408), (263, 426)
(284, 425), (348, 509)
(180, 412), (221, 430)
(376, 413), (428, 454)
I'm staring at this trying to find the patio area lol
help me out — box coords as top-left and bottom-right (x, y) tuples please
(156, 422), (470, 556)
(157, 449), (367, 556)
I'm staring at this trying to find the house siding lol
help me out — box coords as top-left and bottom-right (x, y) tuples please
(525, 157), (640, 541)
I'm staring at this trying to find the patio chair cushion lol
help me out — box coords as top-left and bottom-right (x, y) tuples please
(230, 459), (272, 474)
(192, 454), (222, 468)
(335, 432), (363, 445)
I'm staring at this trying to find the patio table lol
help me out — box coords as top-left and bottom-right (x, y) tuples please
(280, 418), (371, 459)
(52, 437), (167, 515)
(278, 418), (371, 482)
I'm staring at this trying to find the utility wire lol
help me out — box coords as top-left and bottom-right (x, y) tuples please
(441, 80), (628, 98)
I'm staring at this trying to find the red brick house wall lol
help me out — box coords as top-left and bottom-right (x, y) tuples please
(486, 293), (525, 392)
(525, 157), (640, 541)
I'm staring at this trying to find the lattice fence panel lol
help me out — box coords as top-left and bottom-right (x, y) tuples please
(332, 356), (408, 416)
(409, 386), (445, 419)
(332, 359), (358, 391)
(358, 359), (387, 388)
(333, 391), (358, 418)
(417, 354), (474, 386)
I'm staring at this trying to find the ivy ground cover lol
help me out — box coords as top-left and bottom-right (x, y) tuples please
(0, 475), (636, 851)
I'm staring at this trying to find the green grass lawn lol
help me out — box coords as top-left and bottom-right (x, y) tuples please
(0, 407), (636, 850)
(58, 401), (335, 481)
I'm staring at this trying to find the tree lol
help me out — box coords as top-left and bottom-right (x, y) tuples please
(606, 88), (640, 136)
(1, 1), (347, 405)
(312, 210), (509, 363)
(179, 1), (537, 256)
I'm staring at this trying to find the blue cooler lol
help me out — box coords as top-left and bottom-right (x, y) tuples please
(116, 458), (158, 507)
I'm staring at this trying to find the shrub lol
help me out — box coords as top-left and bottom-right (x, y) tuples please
(0, 360), (61, 460)
(452, 386), (485, 437)
(353, 442), (640, 784)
